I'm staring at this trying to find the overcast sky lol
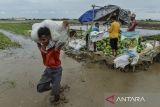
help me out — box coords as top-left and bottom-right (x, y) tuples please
(0, 0), (160, 19)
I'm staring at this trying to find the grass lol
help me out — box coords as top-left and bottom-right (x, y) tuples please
(138, 20), (160, 24)
(0, 22), (32, 36)
(137, 20), (160, 30)
(0, 32), (21, 49)
(143, 34), (160, 41)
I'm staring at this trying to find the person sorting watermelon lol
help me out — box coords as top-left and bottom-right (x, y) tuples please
(107, 16), (121, 57)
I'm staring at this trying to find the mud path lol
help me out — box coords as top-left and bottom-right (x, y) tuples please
(0, 29), (160, 107)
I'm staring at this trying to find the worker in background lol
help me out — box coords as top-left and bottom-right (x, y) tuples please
(92, 22), (100, 52)
(127, 13), (137, 31)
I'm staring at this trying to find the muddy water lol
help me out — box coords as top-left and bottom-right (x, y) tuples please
(70, 25), (160, 36)
(0, 29), (160, 107)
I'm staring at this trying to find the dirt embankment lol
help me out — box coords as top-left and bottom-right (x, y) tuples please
(137, 22), (160, 30)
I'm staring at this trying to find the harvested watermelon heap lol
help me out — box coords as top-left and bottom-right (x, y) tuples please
(96, 37), (144, 56)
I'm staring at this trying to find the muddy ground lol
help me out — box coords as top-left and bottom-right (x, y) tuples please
(0, 30), (160, 107)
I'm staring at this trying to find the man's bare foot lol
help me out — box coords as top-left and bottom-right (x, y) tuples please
(49, 95), (60, 105)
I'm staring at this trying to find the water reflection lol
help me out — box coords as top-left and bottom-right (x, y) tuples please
(70, 25), (160, 36)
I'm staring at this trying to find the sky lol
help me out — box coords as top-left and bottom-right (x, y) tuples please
(0, 0), (160, 19)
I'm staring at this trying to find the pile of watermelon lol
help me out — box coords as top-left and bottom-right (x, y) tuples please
(96, 38), (144, 56)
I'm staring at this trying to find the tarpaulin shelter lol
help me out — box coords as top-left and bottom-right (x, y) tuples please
(79, 9), (98, 23)
(79, 5), (131, 25)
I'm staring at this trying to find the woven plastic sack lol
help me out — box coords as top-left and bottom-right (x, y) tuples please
(31, 20), (68, 43)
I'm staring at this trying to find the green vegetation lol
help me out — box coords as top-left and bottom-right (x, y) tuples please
(0, 32), (21, 49)
(0, 22), (32, 36)
(137, 20), (160, 30)
(143, 34), (160, 41)
(138, 20), (160, 24)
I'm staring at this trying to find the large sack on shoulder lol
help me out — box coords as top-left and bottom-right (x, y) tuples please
(31, 20), (69, 44)
(31, 23), (43, 42)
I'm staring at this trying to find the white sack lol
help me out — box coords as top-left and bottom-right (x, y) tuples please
(31, 20), (68, 44)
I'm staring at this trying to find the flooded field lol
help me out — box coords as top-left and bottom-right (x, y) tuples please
(70, 25), (160, 36)
(0, 29), (160, 107)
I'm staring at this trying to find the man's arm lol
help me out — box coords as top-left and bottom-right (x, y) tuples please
(37, 42), (41, 49)
(62, 20), (69, 30)
(128, 24), (134, 31)
(54, 41), (66, 51)
(127, 21), (136, 31)
(107, 23), (113, 33)
(56, 42), (65, 49)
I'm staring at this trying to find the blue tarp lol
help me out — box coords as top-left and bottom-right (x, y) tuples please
(79, 5), (130, 24)
(78, 9), (97, 23)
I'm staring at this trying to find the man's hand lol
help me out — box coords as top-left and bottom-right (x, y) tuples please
(62, 20), (69, 30)
(54, 41), (65, 50)
(37, 43), (41, 49)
